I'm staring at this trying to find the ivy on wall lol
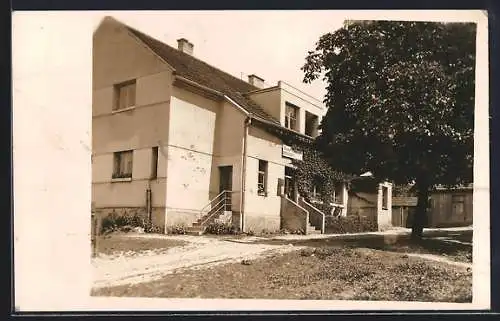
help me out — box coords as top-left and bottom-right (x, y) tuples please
(291, 143), (353, 214)
(252, 119), (353, 214)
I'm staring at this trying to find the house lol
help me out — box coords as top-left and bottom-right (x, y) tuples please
(428, 185), (473, 228)
(92, 16), (355, 235)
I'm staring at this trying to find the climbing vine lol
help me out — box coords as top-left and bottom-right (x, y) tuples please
(252, 118), (354, 214)
(291, 143), (353, 213)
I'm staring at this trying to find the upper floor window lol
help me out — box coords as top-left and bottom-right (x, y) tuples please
(305, 111), (319, 137)
(285, 103), (299, 131)
(114, 80), (136, 111)
(113, 150), (133, 179)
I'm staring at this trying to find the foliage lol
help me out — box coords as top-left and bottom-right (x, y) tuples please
(302, 21), (475, 238)
(292, 144), (353, 208)
(325, 215), (378, 234)
(166, 225), (187, 235)
(205, 222), (237, 235)
(100, 210), (162, 234)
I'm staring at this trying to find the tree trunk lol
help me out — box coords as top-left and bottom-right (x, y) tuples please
(411, 179), (430, 241)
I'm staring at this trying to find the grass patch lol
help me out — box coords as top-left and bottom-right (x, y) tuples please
(253, 230), (472, 263)
(96, 233), (187, 256)
(92, 246), (471, 302)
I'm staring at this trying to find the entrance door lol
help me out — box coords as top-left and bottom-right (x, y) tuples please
(219, 166), (233, 211)
(284, 166), (296, 201)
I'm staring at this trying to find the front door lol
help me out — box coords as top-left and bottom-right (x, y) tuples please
(219, 166), (233, 211)
(284, 166), (297, 201)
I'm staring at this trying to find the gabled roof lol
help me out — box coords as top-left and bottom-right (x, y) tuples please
(117, 20), (280, 124)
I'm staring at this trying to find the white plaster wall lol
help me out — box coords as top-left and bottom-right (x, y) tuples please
(165, 89), (218, 213)
(377, 181), (393, 230)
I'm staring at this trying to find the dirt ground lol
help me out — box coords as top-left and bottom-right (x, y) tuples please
(92, 233), (305, 289)
(92, 246), (472, 302)
(91, 228), (472, 302)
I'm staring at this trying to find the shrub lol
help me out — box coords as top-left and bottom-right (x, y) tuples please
(205, 222), (237, 235)
(167, 224), (187, 235)
(99, 210), (162, 234)
(325, 215), (378, 234)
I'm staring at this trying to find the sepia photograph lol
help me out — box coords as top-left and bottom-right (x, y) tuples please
(12, 9), (490, 312)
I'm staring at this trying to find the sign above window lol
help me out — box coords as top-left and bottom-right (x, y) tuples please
(282, 145), (303, 161)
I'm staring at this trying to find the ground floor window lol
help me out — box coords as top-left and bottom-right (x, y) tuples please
(113, 150), (133, 179)
(257, 160), (268, 196)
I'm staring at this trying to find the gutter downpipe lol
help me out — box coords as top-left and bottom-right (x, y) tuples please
(240, 116), (251, 232)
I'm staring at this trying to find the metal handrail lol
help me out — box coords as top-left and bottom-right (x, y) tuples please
(199, 190), (228, 215)
(199, 191), (232, 226)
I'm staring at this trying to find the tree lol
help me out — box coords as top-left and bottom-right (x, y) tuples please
(302, 20), (475, 240)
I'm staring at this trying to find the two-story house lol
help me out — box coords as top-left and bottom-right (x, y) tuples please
(92, 16), (353, 234)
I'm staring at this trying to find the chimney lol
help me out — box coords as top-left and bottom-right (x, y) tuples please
(248, 74), (265, 89)
(177, 38), (194, 55)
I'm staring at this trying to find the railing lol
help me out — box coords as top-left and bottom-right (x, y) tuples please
(299, 197), (325, 234)
(198, 190), (233, 226)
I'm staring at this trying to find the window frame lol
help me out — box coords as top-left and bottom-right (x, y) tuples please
(114, 80), (137, 111)
(284, 103), (299, 131)
(257, 160), (268, 196)
(305, 111), (319, 137)
(112, 150), (134, 179)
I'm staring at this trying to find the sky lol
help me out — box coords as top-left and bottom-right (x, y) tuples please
(91, 11), (346, 101)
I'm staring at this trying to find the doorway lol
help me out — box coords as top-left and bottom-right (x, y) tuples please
(219, 166), (233, 211)
(284, 166), (297, 201)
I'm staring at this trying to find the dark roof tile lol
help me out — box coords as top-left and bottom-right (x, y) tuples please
(124, 24), (280, 124)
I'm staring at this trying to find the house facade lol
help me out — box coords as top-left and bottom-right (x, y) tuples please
(92, 16), (357, 234)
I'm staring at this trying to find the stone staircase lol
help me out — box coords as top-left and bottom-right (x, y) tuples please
(306, 222), (322, 234)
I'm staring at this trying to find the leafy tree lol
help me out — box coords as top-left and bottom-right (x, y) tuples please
(302, 20), (475, 240)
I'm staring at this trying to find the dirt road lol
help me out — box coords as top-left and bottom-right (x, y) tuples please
(92, 234), (303, 289)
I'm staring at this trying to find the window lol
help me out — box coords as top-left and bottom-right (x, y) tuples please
(113, 150), (133, 179)
(257, 160), (268, 196)
(151, 147), (159, 179)
(333, 183), (343, 204)
(114, 80), (136, 111)
(311, 176), (323, 202)
(284, 103), (299, 131)
(305, 111), (319, 137)
(382, 186), (389, 210)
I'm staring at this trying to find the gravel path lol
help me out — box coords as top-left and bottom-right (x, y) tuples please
(92, 234), (303, 289)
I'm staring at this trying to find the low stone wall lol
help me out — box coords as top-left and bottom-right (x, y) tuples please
(280, 196), (309, 234)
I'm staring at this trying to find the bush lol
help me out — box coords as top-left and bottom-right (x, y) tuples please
(205, 222), (237, 235)
(325, 215), (378, 234)
(100, 211), (162, 234)
(166, 224), (187, 235)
